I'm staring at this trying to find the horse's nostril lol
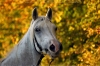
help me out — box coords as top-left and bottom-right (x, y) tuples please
(50, 44), (55, 52)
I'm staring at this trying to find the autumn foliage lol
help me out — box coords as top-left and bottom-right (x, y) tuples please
(0, 0), (100, 66)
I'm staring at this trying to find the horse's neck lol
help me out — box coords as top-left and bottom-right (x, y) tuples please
(16, 29), (42, 65)
(1, 28), (42, 66)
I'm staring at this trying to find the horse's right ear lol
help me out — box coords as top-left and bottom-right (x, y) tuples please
(46, 8), (52, 20)
(32, 7), (38, 20)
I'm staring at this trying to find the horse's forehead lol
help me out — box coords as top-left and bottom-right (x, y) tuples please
(35, 16), (52, 26)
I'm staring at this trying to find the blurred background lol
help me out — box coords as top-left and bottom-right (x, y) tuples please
(0, 0), (100, 66)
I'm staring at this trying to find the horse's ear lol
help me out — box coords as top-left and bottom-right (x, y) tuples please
(32, 7), (38, 20)
(46, 8), (52, 20)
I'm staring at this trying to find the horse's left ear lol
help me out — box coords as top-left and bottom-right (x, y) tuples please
(32, 7), (38, 20)
(46, 8), (52, 20)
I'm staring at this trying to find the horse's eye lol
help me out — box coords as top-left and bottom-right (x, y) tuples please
(35, 28), (41, 32)
(55, 27), (57, 31)
(41, 18), (43, 21)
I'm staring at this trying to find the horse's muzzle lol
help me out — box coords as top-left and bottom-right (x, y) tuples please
(49, 39), (62, 55)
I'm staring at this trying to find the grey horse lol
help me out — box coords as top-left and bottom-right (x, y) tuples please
(0, 8), (62, 66)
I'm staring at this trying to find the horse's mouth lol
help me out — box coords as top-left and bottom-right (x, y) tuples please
(50, 53), (59, 59)
(51, 56), (57, 59)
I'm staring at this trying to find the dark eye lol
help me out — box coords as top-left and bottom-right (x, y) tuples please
(41, 18), (43, 21)
(35, 28), (41, 32)
(55, 27), (57, 31)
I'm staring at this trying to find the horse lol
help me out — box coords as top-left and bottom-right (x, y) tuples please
(0, 8), (62, 66)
